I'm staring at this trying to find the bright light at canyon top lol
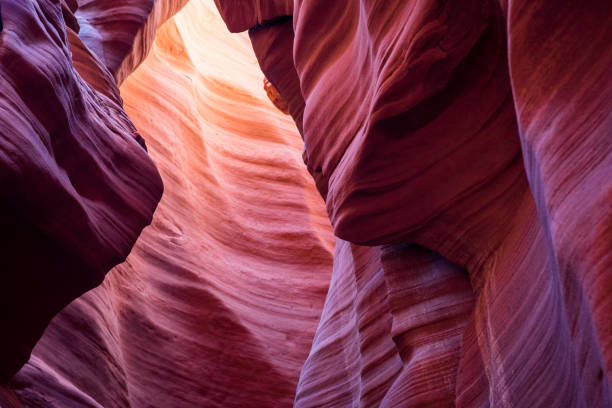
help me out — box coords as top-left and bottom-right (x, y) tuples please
(155, 0), (291, 127)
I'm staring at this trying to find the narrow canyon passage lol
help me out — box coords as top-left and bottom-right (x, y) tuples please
(9, 1), (334, 406)
(1, 0), (610, 407)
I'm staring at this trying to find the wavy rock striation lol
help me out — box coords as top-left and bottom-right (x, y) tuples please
(74, 0), (189, 84)
(1, 0), (610, 406)
(219, 0), (612, 406)
(7, 0), (333, 407)
(0, 0), (163, 383)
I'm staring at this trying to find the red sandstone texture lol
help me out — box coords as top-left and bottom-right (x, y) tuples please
(75, 0), (189, 84)
(0, 0), (163, 383)
(222, 0), (612, 406)
(1, 0), (611, 407)
(3, 1), (333, 406)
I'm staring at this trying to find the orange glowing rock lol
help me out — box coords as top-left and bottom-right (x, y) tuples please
(264, 77), (289, 114)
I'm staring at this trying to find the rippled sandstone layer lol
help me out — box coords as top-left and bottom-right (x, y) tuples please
(1, 0), (611, 407)
(4, 0), (334, 406)
(0, 0), (164, 384)
(238, 0), (612, 406)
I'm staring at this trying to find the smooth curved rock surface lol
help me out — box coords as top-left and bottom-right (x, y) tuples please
(9, 1), (334, 406)
(75, 0), (189, 83)
(249, 17), (304, 134)
(507, 0), (612, 381)
(1, 0), (610, 406)
(225, 0), (612, 406)
(296, 240), (475, 407)
(0, 0), (162, 382)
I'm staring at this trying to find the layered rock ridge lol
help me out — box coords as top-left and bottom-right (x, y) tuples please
(0, 0), (610, 407)
(216, 0), (612, 406)
(7, 0), (334, 406)
(0, 0), (169, 383)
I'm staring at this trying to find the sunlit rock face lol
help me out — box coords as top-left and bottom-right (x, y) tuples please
(7, 0), (333, 407)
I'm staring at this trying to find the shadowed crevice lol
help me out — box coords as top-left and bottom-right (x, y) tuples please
(248, 14), (292, 33)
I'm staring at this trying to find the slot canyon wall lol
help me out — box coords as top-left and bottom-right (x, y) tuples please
(1, 0), (611, 407)
(1, 0), (334, 406)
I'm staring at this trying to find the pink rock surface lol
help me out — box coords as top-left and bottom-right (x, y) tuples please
(1, 0), (610, 406)
(228, 0), (612, 406)
(8, 1), (334, 406)
(74, 0), (189, 83)
(507, 0), (612, 381)
(296, 240), (474, 407)
(249, 17), (304, 134)
(0, 0), (162, 382)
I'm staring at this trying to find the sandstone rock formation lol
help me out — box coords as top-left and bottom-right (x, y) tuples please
(0, 0), (163, 383)
(4, 0), (333, 406)
(238, 0), (612, 406)
(1, 0), (611, 407)
(75, 0), (189, 84)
